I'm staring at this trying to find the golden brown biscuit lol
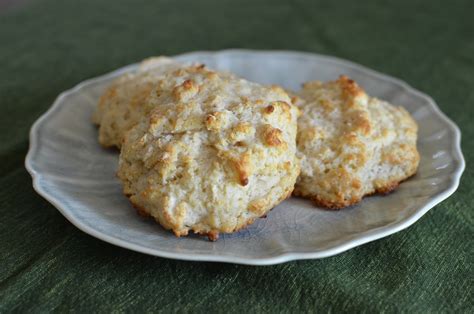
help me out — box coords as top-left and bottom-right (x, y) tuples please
(294, 76), (419, 208)
(117, 66), (300, 240)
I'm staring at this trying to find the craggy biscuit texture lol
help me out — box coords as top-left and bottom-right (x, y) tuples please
(294, 76), (419, 208)
(117, 66), (300, 240)
(92, 57), (184, 148)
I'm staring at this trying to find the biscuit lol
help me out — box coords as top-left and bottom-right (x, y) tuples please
(294, 76), (419, 209)
(92, 57), (184, 148)
(117, 66), (300, 240)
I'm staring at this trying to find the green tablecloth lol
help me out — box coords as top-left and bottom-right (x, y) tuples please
(1, 0), (472, 311)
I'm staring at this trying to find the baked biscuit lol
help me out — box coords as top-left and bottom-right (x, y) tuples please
(92, 57), (184, 148)
(117, 66), (300, 240)
(294, 76), (419, 208)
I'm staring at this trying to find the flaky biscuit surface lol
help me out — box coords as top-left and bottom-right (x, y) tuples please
(118, 66), (300, 240)
(294, 76), (419, 208)
(93, 57), (183, 148)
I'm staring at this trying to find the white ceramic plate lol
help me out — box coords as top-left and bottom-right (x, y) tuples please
(25, 50), (465, 265)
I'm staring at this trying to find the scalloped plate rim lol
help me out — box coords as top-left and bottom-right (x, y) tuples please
(25, 49), (465, 265)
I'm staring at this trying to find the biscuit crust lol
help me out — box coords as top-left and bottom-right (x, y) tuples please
(92, 57), (184, 148)
(117, 66), (300, 239)
(294, 76), (420, 209)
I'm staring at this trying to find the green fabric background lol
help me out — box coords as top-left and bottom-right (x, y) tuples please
(0, 0), (472, 312)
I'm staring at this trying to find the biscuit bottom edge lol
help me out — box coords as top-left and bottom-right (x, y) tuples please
(126, 186), (294, 241)
(293, 173), (417, 210)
